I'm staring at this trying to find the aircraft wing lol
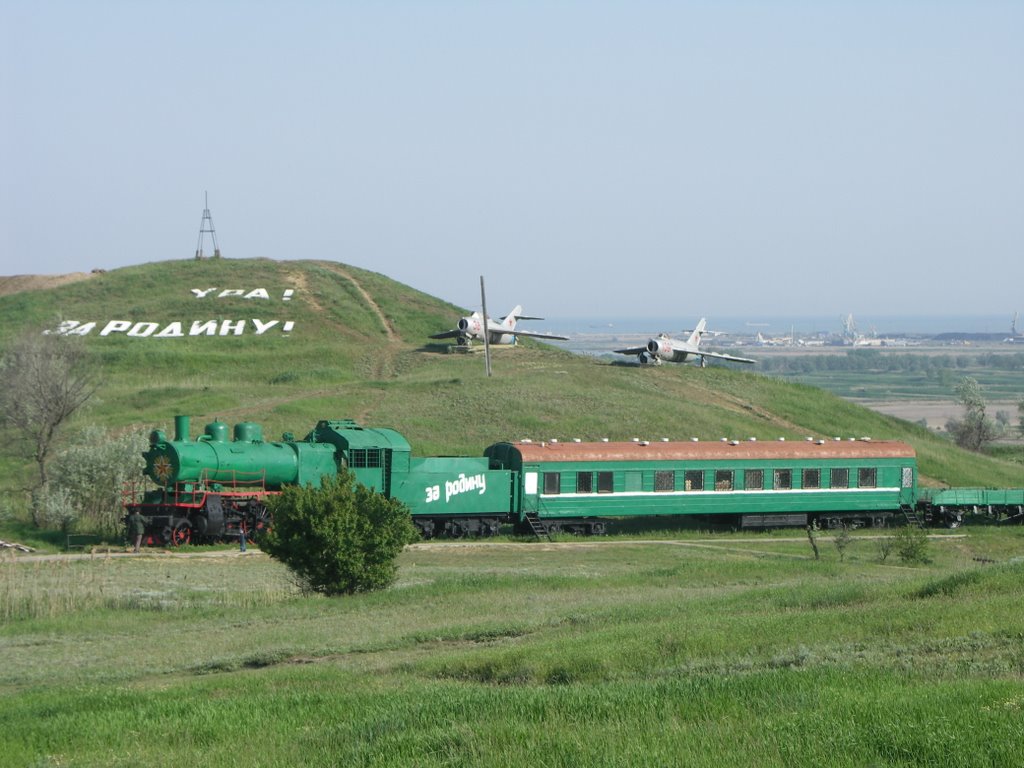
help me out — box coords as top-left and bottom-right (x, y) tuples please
(429, 329), (463, 340)
(697, 349), (756, 364)
(614, 346), (648, 355)
(507, 329), (569, 341)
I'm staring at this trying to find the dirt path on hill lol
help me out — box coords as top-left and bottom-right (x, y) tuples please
(285, 269), (322, 315)
(314, 261), (398, 342)
(321, 262), (404, 388)
(284, 262), (397, 340)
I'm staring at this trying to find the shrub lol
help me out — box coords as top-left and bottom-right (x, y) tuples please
(876, 536), (894, 562)
(894, 524), (930, 565)
(30, 426), (148, 537)
(31, 484), (78, 532)
(262, 471), (418, 595)
(832, 525), (853, 561)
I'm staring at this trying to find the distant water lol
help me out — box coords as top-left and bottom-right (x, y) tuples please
(544, 314), (1017, 337)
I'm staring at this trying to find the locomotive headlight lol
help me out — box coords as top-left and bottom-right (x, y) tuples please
(152, 455), (174, 484)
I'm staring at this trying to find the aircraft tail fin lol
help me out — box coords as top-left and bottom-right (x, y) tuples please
(501, 306), (524, 329)
(687, 318), (708, 347)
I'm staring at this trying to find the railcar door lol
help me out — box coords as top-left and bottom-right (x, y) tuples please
(521, 470), (540, 515)
(899, 465), (916, 507)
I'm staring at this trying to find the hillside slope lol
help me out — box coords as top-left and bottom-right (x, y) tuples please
(0, 272), (100, 297)
(0, 258), (1020, 490)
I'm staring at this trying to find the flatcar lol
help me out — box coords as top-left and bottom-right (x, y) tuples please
(124, 415), (1024, 545)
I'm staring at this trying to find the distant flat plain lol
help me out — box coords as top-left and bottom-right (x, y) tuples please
(552, 330), (1023, 435)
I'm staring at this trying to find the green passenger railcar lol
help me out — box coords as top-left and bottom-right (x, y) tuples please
(485, 437), (918, 532)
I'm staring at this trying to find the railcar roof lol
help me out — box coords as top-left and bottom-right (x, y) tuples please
(505, 439), (916, 463)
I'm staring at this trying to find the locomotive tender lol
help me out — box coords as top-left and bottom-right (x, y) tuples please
(125, 415), (1024, 545)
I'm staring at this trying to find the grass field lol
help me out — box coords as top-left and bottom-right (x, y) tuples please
(2, 259), (1023, 765)
(3, 527), (1023, 766)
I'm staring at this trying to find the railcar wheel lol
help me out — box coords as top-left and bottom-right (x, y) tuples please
(946, 514), (962, 529)
(248, 505), (271, 540)
(170, 520), (193, 546)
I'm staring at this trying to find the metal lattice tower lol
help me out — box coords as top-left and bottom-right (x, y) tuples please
(195, 192), (221, 259)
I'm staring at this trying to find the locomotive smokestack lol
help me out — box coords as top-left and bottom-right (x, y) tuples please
(174, 415), (190, 442)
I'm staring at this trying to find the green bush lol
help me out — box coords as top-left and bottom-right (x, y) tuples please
(894, 524), (931, 565)
(44, 426), (148, 536)
(261, 471), (417, 595)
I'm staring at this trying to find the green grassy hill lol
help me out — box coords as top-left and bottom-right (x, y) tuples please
(1, 257), (1020, 492)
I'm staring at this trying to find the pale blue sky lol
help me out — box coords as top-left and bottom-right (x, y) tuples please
(2, 1), (1021, 318)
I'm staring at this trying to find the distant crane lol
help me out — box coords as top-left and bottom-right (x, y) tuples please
(841, 313), (857, 342)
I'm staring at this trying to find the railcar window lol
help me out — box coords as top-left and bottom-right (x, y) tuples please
(684, 470), (704, 491)
(858, 467), (877, 488)
(745, 469), (764, 490)
(349, 449), (381, 468)
(902, 467), (914, 488)
(576, 472), (593, 494)
(543, 472), (561, 494)
(831, 468), (849, 488)
(802, 469), (821, 489)
(597, 471), (614, 493)
(714, 470), (734, 491)
(774, 469), (792, 490)
(655, 470), (675, 492)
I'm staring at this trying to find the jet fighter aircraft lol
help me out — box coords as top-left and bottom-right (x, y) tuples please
(614, 318), (756, 366)
(430, 305), (568, 346)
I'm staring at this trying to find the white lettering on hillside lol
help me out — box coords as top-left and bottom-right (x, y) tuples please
(46, 320), (296, 338)
(191, 288), (296, 300)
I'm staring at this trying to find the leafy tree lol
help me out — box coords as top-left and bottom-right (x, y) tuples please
(995, 410), (1011, 434)
(0, 333), (97, 505)
(262, 471), (418, 595)
(36, 426), (149, 536)
(945, 376), (996, 452)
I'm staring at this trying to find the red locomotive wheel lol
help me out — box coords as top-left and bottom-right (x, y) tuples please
(170, 520), (193, 546)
